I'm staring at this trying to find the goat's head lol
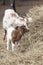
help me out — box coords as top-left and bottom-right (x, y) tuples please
(11, 26), (29, 43)
(15, 25), (29, 34)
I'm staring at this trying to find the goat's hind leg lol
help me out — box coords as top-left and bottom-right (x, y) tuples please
(3, 29), (7, 40)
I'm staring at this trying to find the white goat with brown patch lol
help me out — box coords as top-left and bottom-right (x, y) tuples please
(3, 9), (32, 40)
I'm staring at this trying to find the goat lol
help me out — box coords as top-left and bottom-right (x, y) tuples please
(3, 9), (32, 40)
(6, 26), (29, 51)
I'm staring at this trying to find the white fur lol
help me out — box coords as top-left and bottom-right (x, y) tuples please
(7, 27), (14, 40)
(3, 9), (29, 31)
(3, 9), (19, 30)
(7, 27), (15, 51)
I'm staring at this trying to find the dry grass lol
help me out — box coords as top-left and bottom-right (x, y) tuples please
(0, 5), (43, 65)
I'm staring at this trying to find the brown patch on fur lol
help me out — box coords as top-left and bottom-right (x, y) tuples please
(11, 30), (22, 43)
(11, 13), (17, 17)
(20, 18), (25, 21)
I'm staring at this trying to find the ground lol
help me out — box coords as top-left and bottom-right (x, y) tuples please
(0, 0), (43, 65)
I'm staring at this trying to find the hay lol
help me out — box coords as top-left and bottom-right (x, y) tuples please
(0, 6), (43, 65)
(26, 6), (43, 22)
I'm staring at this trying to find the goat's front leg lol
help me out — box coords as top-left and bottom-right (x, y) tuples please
(7, 39), (10, 50)
(11, 42), (15, 51)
